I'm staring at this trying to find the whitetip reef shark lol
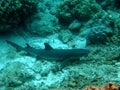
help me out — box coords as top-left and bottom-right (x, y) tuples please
(6, 40), (89, 70)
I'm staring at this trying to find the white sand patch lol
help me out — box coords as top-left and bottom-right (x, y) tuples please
(33, 70), (69, 88)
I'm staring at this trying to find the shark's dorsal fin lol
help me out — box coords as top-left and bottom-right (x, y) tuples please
(26, 44), (31, 48)
(44, 43), (53, 50)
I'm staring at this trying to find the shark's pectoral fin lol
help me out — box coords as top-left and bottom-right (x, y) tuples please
(59, 59), (71, 70)
(59, 58), (80, 70)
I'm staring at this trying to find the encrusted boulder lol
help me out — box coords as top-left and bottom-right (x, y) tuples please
(0, 0), (39, 31)
(0, 62), (34, 87)
(86, 26), (112, 45)
(56, 0), (102, 25)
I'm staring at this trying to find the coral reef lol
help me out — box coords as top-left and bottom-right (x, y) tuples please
(0, 0), (120, 89)
(79, 10), (120, 45)
(68, 20), (81, 33)
(0, 0), (39, 31)
(84, 82), (120, 90)
(85, 26), (112, 45)
(0, 62), (34, 88)
(25, 0), (59, 37)
(100, 0), (120, 10)
(56, 0), (101, 25)
(26, 13), (58, 37)
(81, 45), (120, 64)
(59, 45), (120, 89)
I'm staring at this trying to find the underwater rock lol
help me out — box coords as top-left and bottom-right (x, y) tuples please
(101, 0), (120, 10)
(26, 9), (59, 37)
(0, 62), (34, 87)
(56, 0), (102, 25)
(81, 45), (120, 66)
(26, 0), (59, 37)
(79, 10), (120, 45)
(27, 20), (55, 36)
(60, 62), (117, 89)
(67, 37), (87, 48)
(79, 10), (118, 32)
(114, 0), (120, 9)
(0, 0), (39, 31)
(58, 30), (73, 43)
(86, 26), (112, 45)
(96, 0), (105, 4)
(68, 20), (81, 33)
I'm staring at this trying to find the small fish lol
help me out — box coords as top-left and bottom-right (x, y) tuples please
(6, 40), (89, 70)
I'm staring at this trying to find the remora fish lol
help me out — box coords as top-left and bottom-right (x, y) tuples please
(6, 40), (89, 69)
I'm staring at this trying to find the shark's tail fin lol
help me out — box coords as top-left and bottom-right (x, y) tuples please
(6, 40), (24, 51)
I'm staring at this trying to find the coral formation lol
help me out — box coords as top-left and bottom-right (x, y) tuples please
(68, 20), (81, 33)
(56, 0), (101, 25)
(26, 13), (58, 37)
(84, 82), (120, 90)
(81, 45), (120, 64)
(25, 0), (59, 36)
(79, 10), (120, 45)
(0, 62), (34, 87)
(0, 0), (39, 31)
(100, 0), (120, 10)
(85, 26), (112, 45)
(0, 0), (120, 89)
(58, 45), (120, 89)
